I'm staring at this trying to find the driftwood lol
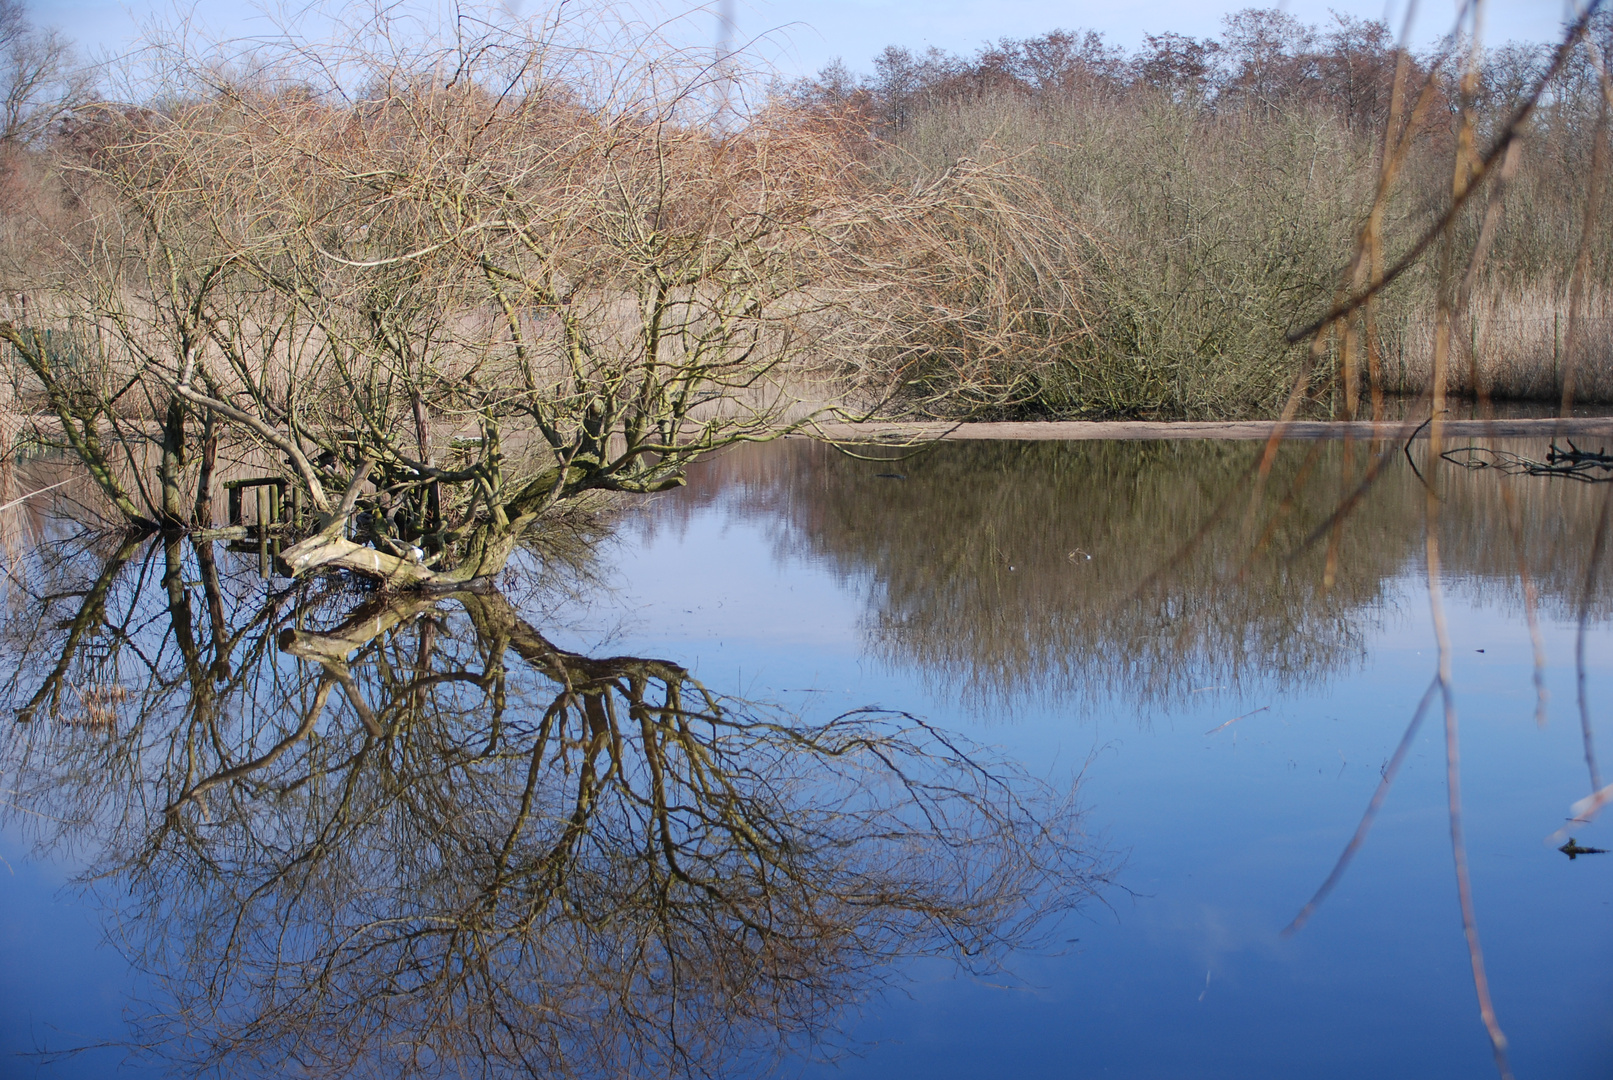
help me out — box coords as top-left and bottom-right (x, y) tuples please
(1441, 440), (1613, 481)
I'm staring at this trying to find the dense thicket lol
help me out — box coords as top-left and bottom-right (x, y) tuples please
(792, 9), (1613, 416)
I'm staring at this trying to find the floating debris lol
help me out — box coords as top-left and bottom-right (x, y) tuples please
(1558, 838), (1608, 860)
(1442, 441), (1613, 482)
(1206, 705), (1269, 736)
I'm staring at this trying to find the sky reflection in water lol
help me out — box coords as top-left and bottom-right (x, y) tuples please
(3, 437), (1612, 1078)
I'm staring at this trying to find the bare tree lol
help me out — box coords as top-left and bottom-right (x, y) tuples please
(0, 2), (1095, 586)
(0, 0), (86, 149)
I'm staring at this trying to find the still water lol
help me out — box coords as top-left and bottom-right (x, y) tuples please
(1, 437), (1610, 1079)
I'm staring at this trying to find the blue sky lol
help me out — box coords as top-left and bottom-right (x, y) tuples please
(27, 0), (1584, 77)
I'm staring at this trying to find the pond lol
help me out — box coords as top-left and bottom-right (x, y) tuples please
(1, 436), (1610, 1079)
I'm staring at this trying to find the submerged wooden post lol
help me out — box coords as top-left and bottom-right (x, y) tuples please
(225, 477), (289, 533)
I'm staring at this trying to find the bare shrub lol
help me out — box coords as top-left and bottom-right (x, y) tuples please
(795, 8), (1613, 418)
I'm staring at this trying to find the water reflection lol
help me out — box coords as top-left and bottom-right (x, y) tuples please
(612, 437), (1613, 1078)
(667, 438), (1613, 712)
(0, 539), (1104, 1078)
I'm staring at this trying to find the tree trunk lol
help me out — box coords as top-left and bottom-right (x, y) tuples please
(159, 397), (187, 526)
(279, 514), (530, 588)
(193, 411), (217, 527)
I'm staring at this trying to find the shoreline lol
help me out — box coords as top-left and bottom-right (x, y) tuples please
(806, 417), (1613, 442)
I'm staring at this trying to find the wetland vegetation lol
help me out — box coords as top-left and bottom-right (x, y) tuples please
(0, 0), (1606, 587)
(0, 1), (1610, 1077)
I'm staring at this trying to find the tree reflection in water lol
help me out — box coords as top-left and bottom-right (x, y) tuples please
(0, 538), (1106, 1079)
(661, 438), (1613, 714)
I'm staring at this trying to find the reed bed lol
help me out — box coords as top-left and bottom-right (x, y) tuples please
(1387, 286), (1613, 401)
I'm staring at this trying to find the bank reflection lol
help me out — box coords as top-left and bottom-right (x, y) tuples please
(667, 438), (1613, 712)
(0, 539), (1103, 1079)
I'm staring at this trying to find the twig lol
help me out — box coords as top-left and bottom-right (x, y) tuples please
(1404, 410), (1440, 495)
(1284, 677), (1437, 935)
(1428, 445), (1514, 1080)
(1575, 482), (1612, 794)
(1204, 706), (1268, 736)
(0, 477), (76, 514)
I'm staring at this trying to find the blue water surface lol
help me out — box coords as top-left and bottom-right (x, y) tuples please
(3, 440), (1611, 1079)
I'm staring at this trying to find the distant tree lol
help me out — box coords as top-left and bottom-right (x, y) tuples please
(1134, 31), (1222, 101)
(871, 45), (968, 131)
(980, 30), (1125, 101)
(1220, 7), (1318, 115)
(0, 0), (87, 148)
(1481, 41), (1550, 118)
(1316, 13), (1397, 134)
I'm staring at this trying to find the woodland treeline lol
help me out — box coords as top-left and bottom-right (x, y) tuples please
(0, 0), (1606, 583)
